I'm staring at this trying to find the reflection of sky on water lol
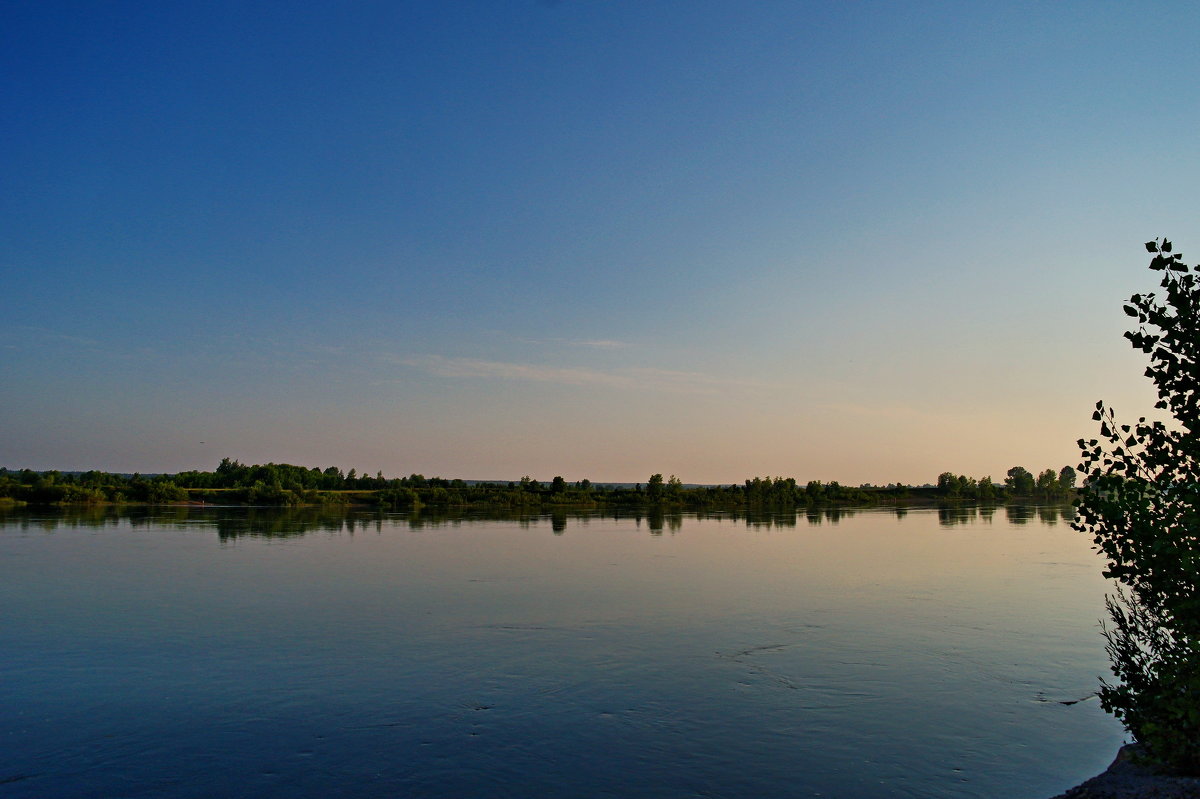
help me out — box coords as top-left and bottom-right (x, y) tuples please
(0, 508), (1120, 798)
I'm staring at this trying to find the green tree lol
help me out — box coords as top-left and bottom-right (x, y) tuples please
(1058, 465), (1077, 494)
(1073, 238), (1200, 773)
(1035, 468), (1059, 497)
(647, 473), (664, 500)
(977, 476), (996, 502)
(1004, 466), (1035, 496)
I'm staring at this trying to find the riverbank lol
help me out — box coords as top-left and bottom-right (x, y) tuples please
(1051, 746), (1200, 798)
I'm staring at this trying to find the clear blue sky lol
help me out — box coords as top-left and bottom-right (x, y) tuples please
(3, 1), (1197, 484)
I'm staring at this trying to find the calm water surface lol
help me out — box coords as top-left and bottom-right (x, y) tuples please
(0, 506), (1124, 798)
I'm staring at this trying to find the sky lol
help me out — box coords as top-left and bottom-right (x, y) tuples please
(3, 1), (1199, 485)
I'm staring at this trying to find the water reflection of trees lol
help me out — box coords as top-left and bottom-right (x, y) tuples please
(934, 504), (1010, 526)
(0, 501), (1076, 538)
(644, 507), (684, 534)
(0, 504), (192, 531)
(215, 508), (384, 540)
(1003, 504), (1074, 525)
(805, 507), (857, 525)
(938, 504), (978, 526)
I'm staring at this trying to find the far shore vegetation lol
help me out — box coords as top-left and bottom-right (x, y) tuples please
(0, 459), (1077, 512)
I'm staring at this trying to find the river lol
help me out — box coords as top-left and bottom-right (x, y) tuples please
(0, 505), (1124, 798)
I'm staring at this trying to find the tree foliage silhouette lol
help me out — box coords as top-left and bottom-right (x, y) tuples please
(1072, 238), (1200, 773)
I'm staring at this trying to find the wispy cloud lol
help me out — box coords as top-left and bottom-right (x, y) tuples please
(8, 326), (104, 350)
(398, 355), (765, 394)
(574, 339), (628, 350)
(400, 355), (630, 387)
(513, 336), (630, 350)
(628, 367), (738, 387)
(819, 400), (957, 422)
(2, 326), (160, 362)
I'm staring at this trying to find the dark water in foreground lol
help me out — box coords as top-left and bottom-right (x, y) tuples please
(0, 506), (1124, 798)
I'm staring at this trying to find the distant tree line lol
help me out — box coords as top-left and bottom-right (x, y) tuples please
(0, 458), (1076, 510)
(0, 468), (190, 505)
(933, 465), (1076, 501)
